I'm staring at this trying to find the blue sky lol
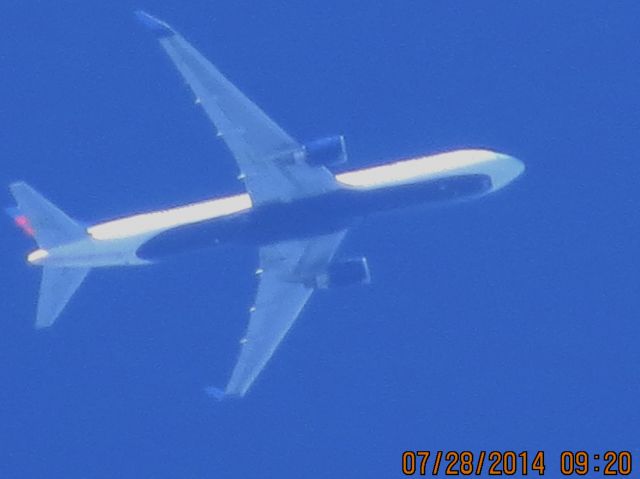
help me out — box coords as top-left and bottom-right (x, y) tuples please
(1, 2), (639, 477)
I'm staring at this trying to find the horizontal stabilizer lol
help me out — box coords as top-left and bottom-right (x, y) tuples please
(9, 182), (85, 249)
(37, 266), (90, 328)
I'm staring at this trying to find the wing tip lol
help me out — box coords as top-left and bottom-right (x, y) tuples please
(204, 386), (227, 401)
(34, 319), (54, 330)
(134, 10), (175, 38)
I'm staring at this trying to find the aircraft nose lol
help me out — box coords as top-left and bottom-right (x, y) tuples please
(490, 153), (525, 191)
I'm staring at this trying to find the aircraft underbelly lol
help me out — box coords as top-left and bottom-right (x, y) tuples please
(136, 173), (491, 261)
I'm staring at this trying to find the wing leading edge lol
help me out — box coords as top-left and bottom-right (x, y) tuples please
(135, 11), (339, 205)
(225, 230), (348, 397)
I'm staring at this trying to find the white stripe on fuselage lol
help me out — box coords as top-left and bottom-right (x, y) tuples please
(336, 149), (519, 190)
(88, 193), (253, 240)
(86, 149), (521, 242)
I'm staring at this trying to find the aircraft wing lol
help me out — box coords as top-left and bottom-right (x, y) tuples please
(135, 11), (339, 205)
(225, 230), (348, 397)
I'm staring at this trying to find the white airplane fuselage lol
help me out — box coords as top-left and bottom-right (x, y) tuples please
(27, 149), (523, 268)
(9, 9), (527, 394)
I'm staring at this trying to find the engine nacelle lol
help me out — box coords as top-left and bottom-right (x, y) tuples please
(303, 135), (347, 167)
(315, 257), (371, 289)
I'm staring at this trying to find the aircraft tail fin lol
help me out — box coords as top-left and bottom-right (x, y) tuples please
(36, 266), (90, 329)
(8, 182), (86, 249)
(7, 182), (91, 328)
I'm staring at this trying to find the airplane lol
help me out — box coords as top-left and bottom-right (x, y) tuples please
(6, 11), (524, 398)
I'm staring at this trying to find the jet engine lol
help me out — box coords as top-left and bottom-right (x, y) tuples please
(303, 135), (347, 167)
(315, 257), (371, 289)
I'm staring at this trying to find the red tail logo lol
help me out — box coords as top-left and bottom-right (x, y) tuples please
(14, 215), (36, 237)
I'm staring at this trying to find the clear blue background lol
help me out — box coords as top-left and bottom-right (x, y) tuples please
(1, 2), (639, 477)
